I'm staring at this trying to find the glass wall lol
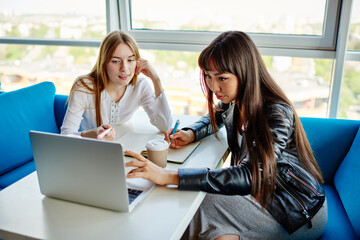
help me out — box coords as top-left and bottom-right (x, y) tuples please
(0, 44), (97, 93)
(338, 0), (360, 119)
(1, 0), (359, 120)
(0, 0), (106, 40)
(339, 61), (360, 119)
(131, 0), (326, 35)
(347, 0), (360, 51)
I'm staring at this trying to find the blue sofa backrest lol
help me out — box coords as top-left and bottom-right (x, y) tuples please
(334, 127), (360, 237)
(301, 117), (360, 184)
(0, 82), (59, 176)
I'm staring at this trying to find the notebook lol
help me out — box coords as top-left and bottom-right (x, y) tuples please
(29, 130), (155, 212)
(118, 132), (201, 164)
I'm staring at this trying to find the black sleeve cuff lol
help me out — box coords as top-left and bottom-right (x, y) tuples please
(178, 168), (209, 191)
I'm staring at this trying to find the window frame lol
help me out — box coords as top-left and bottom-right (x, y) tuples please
(114, 0), (340, 52)
(0, 0), (359, 119)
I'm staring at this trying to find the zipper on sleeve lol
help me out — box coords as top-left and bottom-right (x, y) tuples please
(287, 170), (324, 197)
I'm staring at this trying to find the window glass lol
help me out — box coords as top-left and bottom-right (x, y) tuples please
(131, 0), (326, 35)
(0, 1), (106, 40)
(0, 45), (333, 118)
(141, 50), (332, 117)
(0, 44), (98, 94)
(348, 0), (360, 51)
(338, 61), (360, 119)
(266, 57), (332, 117)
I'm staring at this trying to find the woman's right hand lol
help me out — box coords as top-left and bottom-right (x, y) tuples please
(164, 129), (195, 149)
(80, 124), (115, 141)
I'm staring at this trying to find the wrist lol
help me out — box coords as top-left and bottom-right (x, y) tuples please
(167, 170), (179, 186)
(186, 129), (196, 142)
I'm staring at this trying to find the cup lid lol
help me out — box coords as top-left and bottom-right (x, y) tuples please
(146, 139), (169, 151)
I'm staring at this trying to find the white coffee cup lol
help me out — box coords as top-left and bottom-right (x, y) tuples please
(145, 139), (169, 168)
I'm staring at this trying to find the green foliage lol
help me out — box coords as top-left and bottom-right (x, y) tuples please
(30, 24), (49, 38)
(7, 25), (20, 37)
(38, 46), (58, 60)
(69, 47), (97, 64)
(344, 67), (360, 93)
(338, 64), (360, 118)
(151, 50), (199, 71)
(81, 28), (105, 39)
(5, 45), (27, 61)
(54, 28), (61, 38)
(314, 59), (333, 83)
(348, 23), (360, 51)
(338, 86), (353, 118)
(262, 56), (273, 69)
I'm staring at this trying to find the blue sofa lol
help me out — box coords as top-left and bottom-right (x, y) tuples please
(0, 82), (359, 239)
(0, 81), (67, 190)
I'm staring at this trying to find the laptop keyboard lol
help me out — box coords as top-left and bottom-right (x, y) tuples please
(128, 188), (143, 204)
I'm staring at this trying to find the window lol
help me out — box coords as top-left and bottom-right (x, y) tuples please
(119, 0), (339, 51)
(347, 0), (360, 51)
(140, 50), (333, 117)
(339, 61), (360, 119)
(338, 0), (360, 119)
(1, 0), (359, 120)
(131, 0), (326, 36)
(0, 0), (106, 40)
(0, 44), (97, 94)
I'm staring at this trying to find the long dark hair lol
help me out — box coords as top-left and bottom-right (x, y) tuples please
(69, 30), (140, 126)
(198, 31), (323, 207)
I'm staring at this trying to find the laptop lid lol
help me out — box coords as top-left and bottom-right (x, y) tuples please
(29, 131), (154, 212)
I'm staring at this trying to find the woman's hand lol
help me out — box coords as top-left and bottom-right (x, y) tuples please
(80, 124), (115, 141)
(135, 59), (163, 97)
(125, 150), (179, 186)
(164, 129), (195, 149)
(97, 124), (115, 141)
(135, 59), (159, 80)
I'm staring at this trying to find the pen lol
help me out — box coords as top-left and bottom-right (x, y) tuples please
(97, 127), (113, 139)
(170, 119), (180, 144)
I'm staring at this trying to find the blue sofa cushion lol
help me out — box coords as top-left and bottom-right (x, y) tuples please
(301, 118), (360, 184)
(0, 82), (58, 183)
(334, 127), (360, 238)
(0, 160), (36, 188)
(320, 185), (357, 240)
(54, 94), (68, 132)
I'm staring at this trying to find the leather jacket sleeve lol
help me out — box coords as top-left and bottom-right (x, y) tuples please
(178, 160), (252, 195)
(181, 102), (229, 142)
(178, 103), (294, 195)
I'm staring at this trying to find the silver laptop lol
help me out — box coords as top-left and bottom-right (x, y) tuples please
(29, 130), (155, 212)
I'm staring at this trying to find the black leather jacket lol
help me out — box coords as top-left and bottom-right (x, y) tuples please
(178, 102), (325, 234)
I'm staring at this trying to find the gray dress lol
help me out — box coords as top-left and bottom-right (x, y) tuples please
(181, 193), (327, 240)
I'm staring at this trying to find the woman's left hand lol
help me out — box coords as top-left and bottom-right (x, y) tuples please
(125, 150), (179, 186)
(135, 59), (159, 82)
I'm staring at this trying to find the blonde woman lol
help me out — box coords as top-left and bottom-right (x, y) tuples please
(61, 30), (172, 140)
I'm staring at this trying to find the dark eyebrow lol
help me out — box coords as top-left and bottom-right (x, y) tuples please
(111, 55), (136, 59)
(204, 71), (223, 76)
(214, 72), (224, 76)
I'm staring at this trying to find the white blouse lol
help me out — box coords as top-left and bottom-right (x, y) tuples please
(61, 77), (172, 135)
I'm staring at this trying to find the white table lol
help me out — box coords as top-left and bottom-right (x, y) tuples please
(0, 112), (229, 240)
